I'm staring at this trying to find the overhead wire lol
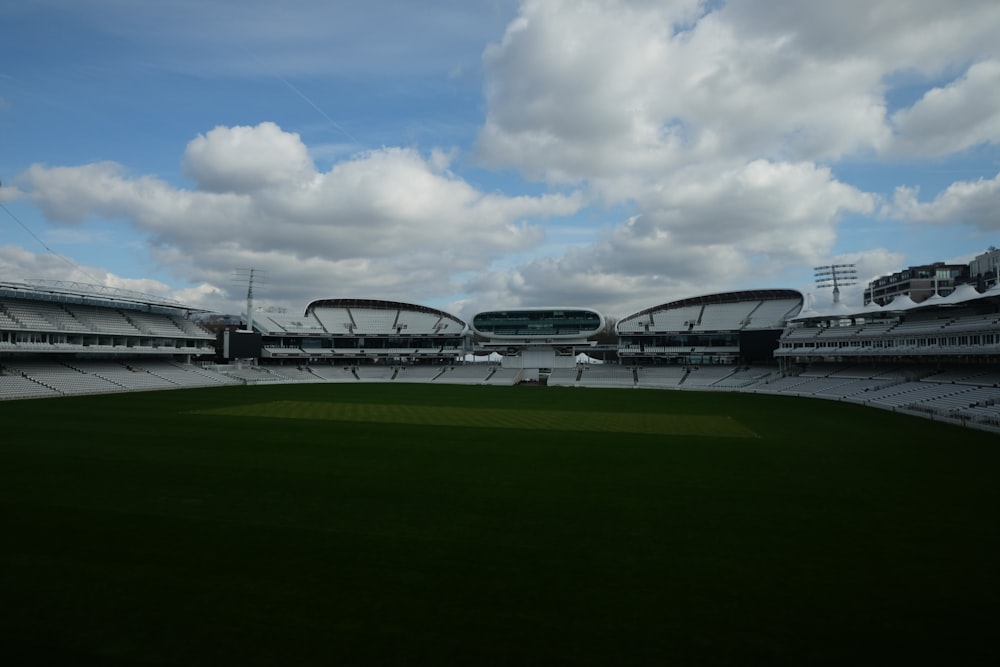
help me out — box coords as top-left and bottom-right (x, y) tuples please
(0, 198), (105, 283)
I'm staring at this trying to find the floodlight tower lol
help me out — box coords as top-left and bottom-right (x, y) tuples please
(233, 268), (267, 332)
(814, 263), (857, 305)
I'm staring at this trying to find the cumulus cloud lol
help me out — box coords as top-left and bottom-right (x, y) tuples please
(477, 0), (1000, 184)
(183, 122), (316, 193)
(890, 60), (1000, 157)
(0, 245), (178, 299)
(462, 0), (998, 311)
(475, 0), (905, 184)
(722, 0), (1000, 73)
(18, 122), (585, 313)
(885, 172), (1000, 230)
(466, 160), (874, 316)
(8, 1), (999, 317)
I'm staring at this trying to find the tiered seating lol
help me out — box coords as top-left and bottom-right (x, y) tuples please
(394, 311), (449, 335)
(616, 317), (647, 333)
(79, 361), (178, 390)
(713, 367), (773, 388)
(940, 313), (999, 333)
(753, 375), (819, 393)
(394, 366), (446, 383)
(261, 366), (324, 382)
(924, 367), (1000, 386)
(221, 366), (287, 383)
(648, 306), (702, 332)
(306, 366), (358, 382)
(355, 366), (397, 381)
(682, 366), (737, 387)
(885, 318), (950, 336)
(860, 382), (971, 409)
(311, 308), (355, 333)
(35, 301), (91, 332)
(0, 372), (58, 399)
(260, 313), (327, 335)
(694, 301), (759, 331)
(921, 386), (1000, 412)
(799, 363), (852, 377)
(4, 361), (124, 395)
(853, 323), (895, 338)
(172, 317), (213, 337)
(349, 308), (398, 334)
(484, 368), (521, 385)
(805, 378), (888, 398)
(743, 299), (801, 329)
(123, 311), (188, 337)
(130, 362), (239, 387)
(575, 365), (634, 388)
(0, 305), (20, 328)
(782, 327), (822, 340)
(960, 404), (1000, 425)
(433, 365), (494, 385)
(2, 300), (61, 330)
(634, 366), (685, 388)
(547, 367), (579, 387)
(71, 305), (142, 335)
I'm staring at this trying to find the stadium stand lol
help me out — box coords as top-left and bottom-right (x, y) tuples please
(576, 364), (635, 388)
(432, 365), (499, 385)
(0, 281), (226, 398)
(244, 298), (467, 364)
(2, 272), (998, 433)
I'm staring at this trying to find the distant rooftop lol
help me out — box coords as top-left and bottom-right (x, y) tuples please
(0, 279), (208, 313)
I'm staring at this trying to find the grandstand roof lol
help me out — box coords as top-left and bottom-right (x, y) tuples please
(792, 284), (1000, 322)
(0, 279), (207, 314)
(304, 297), (465, 324)
(621, 289), (803, 322)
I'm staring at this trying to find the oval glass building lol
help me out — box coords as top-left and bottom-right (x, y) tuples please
(470, 308), (605, 341)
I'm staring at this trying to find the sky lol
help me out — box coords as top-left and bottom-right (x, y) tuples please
(1, 0), (999, 321)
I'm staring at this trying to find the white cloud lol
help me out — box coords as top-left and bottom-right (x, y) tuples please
(477, 0), (1000, 185)
(183, 122), (316, 193)
(18, 122), (585, 313)
(885, 172), (1000, 230)
(722, 0), (1000, 74)
(8, 1), (999, 318)
(890, 60), (1000, 157)
(465, 159), (874, 317)
(462, 0), (998, 313)
(475, 0), (908, 184)
(0, 245), (174, 298)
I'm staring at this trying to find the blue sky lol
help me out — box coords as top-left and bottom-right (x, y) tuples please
(1, 0), (999, 320)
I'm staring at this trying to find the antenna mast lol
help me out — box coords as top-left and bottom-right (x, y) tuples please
(233, 268), (266, 332)
(814, 264), (858, 305)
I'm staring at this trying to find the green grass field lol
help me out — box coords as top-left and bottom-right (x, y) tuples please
(1, 384), (998, 666)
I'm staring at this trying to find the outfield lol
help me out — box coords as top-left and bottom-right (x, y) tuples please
(1, 384), (998, 666)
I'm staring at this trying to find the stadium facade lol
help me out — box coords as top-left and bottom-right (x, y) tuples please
(616, 289), (803, 365)
(470, 307), (605, 379)
(2, 274), (1000, 432)
(0, 280), (215, 358)
(246, 298), (467, 364)
(778, 283), (1000, 366)
(863, 262), (969, 306)
(0, 280), (228, 398)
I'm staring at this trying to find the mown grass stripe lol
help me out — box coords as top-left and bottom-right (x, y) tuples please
(194, 400), (758, 438)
